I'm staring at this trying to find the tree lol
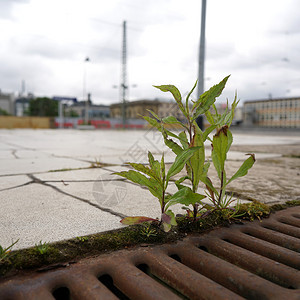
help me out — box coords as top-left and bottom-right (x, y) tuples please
(0, 108), (10, 116)
(28, 97), (58, 117)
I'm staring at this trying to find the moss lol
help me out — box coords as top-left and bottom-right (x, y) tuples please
(176, 210), (229, 233)
(1, 200), (300, 278)
(283, 154), (300, 159)
(270, 200), (300, 212)
(237, 201), (271, 221)
(49, 167), (85, 172)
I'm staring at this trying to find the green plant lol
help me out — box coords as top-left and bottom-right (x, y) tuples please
(115, 76), (255, 230)
(150, 76), (255, 218)
(0, 239), (19, 262)
(76, 236), (89, 242)
(35, 241), (50, 255)
(140, 223), (158, 238)
(90, 158), (102, 168)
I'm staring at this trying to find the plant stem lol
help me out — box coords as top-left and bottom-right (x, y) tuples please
(218, 170), (224, 207)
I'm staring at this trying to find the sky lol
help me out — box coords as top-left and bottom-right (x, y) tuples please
(0, 0), (299, 105)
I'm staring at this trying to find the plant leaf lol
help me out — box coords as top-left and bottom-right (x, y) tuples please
(166, 147), (200, 183)
(178, 131), (189, 149)
(166, 186), (206, 210)
(162, 115), (181, 124)
(114, 170), (162, 200)
(203, 124), (216, 141)
(162, 210), (177, 225)
(153, 84), (187, 117)
(190, 124), (205, 189)
(211, 125), (229, 179)
(148, 151), (161, 180)
(174, 176), (192, 190)
(120, 216), (157, 225)
(186, 80), (198, 115)
(226, 154), (255, 186)
(143, 115), (162, 131)
(161, 153), (165, 180)
(205, 110), (215, 124)
(199, 162), (219, 196)
(164, 137), (183, 156)
(228, 93), (239, 127)
(192, 75), (230, 120)
(143, 115), (183, 154)
(127, 162), (159, 181)
(147, 109), (160, 120)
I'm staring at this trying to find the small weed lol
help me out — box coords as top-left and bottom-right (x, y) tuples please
(76, 236), (89, 242)
(90, 158), (102, 168)
(0, 239), (19, 262)
(140, 223), (158, 238)
(35, 241), (50, 255)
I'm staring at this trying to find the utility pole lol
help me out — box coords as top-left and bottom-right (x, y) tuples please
(84, 57), (90, 124)
(121, 20), (127, 128)
(196, 0), (206, 130)
(198, 0), (206, 97)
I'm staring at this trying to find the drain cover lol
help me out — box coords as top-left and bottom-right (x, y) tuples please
(0, 207), (299, 300)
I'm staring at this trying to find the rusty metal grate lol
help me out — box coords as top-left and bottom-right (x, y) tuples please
(0, 207), (299, 300)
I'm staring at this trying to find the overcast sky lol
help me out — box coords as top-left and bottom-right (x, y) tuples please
(0, 0), (299, 105)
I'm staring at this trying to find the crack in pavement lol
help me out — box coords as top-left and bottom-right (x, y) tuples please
(26, 174), (127, 219)
(0, 180), (34, 192)
(11, 150), (19, 159)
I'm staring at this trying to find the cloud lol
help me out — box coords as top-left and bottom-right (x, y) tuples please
(0, 0), (29, 19)
(0, 0), (300, 105)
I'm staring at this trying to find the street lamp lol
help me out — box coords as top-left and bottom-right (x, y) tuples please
(83, 57), (90, 124)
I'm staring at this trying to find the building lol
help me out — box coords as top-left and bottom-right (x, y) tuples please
(243, 97), (300, 128)
(65, 102), (110, 119)
(110, 100), (160, 119)
(157, 99), (187, 122)
(15, 94), (34, 116)
(0, 91), (15, 115)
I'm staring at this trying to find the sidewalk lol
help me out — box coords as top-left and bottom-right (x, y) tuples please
(0, 129), (299, 250)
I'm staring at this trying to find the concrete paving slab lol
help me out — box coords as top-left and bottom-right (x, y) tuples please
(0, 157), (90, 176)
(0, 175), (31, 191)
(0, 151), (15, 159)
(0, 183), (122, 250)
(0, 129), (299, 251)
(227, 151), (281, 161)
(34, 166), (129, 181)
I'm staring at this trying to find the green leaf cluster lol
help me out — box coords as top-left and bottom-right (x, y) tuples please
(114, 149), (198, 231)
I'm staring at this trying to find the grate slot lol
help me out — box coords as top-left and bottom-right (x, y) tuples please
(169, 254), (181, 262)
(242, 226), (300, 252)
(262, 223), (300, 239)
(98, 274), (129, 300)
(206, 238), (300, 289)
(149, 251), (244, 300)
(136, 263), (188, 299)
(220, 232), (300, 270)
(176, 243), (294, 299)
(52, 287), (70, 300)
(277, 218), (300, 228)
